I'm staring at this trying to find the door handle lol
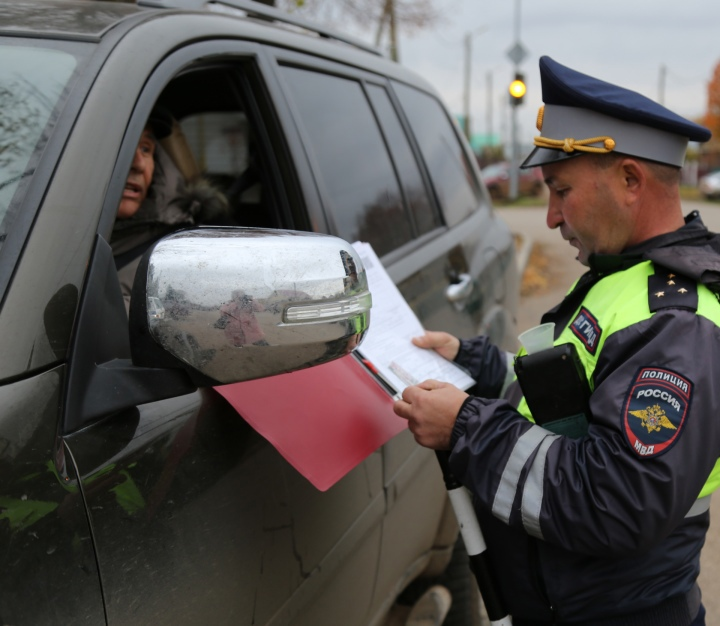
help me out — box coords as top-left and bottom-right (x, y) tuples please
(445, 273), (473, 302)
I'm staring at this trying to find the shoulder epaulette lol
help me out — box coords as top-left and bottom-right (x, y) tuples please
(648, 266), (698, 313)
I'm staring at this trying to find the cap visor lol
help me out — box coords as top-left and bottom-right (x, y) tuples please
(520, 147), (583, 169)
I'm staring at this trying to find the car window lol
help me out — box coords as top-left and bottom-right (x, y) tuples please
(181, 112), (251, 175)
(392, 82), (480, 228)
(0, 44), (78, 255)
(179, 110), (270, 215)
(137, 63), (285, 231)
(365, 84), (441, 236)
(280, 66), (414, 257)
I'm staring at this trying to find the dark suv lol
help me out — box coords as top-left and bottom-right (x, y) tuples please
(0, 1), (519, 624)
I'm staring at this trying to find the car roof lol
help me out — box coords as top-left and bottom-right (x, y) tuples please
(0, 0), (382, 56)
(0, 0), (437, 95)
(0, 0), (146, 39)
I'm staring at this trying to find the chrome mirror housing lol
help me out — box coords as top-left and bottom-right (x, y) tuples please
(129, 228), (371, 385)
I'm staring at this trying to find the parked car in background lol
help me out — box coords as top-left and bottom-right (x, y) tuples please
(481, 160), (544, 200)
(0, 0), (519, 624)
(699, 169), (720, 199)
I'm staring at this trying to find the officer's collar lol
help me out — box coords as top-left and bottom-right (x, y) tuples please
(588, 211), (709, 275)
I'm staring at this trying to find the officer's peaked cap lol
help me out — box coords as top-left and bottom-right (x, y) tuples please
(521, 56), (711, 169)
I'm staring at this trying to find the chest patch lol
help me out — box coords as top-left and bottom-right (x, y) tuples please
(622, 367), (692, 458)
(570, 307), (602, 355)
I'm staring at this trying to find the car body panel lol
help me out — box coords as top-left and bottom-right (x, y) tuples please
(64, 386), (386, 626)
(0, 366), (105, 625)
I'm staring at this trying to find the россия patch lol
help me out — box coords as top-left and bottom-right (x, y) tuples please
(622, 367), (692, 458)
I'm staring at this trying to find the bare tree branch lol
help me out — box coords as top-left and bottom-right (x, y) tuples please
(276, 0), (440, 36)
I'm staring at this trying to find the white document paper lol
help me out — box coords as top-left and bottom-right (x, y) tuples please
(352, 241), (476, 397)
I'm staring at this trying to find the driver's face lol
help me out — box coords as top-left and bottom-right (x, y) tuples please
(117, 127), (156, 219)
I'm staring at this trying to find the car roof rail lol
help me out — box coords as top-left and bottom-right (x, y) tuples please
(137, 0), (384, 57)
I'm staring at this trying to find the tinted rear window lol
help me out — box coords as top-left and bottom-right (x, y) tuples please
(281, 66), (415, 257)
(366, 84), (440, 236)
(393, 82), (480, 227)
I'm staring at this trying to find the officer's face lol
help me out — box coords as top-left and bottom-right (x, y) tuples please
(542, 156), (632, 266)
(118, 127), (156, 220)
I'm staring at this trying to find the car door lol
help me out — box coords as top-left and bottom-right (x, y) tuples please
(266, 48), (518, 617)
(0, 37), (108, 625)
(49, 33), (386, 626)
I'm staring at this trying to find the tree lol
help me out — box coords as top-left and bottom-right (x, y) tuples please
(273, 0), (440, 61)
(704, 60), (720, 142)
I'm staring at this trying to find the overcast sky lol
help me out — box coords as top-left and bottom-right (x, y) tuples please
(342, 0), (720, 151)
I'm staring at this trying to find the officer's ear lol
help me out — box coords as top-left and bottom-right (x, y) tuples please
(619, 158), (645, 204)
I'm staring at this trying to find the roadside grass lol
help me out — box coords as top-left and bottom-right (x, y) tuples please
(520, 242), (552, 296)
(680, 186), (703, 201)
(492, 194), (546, 208)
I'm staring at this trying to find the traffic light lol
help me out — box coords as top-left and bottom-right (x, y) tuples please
(509, 72), (526, 106)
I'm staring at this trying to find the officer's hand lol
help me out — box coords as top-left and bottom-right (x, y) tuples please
(393, 379), (468, 450)
(411, 331), (461, 362)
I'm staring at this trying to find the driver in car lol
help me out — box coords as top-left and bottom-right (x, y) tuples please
(111, 106), (229, 306)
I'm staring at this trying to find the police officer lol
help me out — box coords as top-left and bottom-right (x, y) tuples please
(394, 56), (720, 625)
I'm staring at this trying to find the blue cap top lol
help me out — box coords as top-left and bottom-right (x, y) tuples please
(521, 56), (711, 169)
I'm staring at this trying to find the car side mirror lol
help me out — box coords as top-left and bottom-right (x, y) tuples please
(129, 228), (371, 385)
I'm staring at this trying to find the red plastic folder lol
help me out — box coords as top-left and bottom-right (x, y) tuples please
(214, 355), (407, 491)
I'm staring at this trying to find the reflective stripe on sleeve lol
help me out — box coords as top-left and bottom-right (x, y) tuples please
(686, 495), (711, 518)
(492, 425), (551, 523)
(521, 433), (561, 539)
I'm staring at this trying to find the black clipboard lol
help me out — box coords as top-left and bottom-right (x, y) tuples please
(514, 343), (591, 437)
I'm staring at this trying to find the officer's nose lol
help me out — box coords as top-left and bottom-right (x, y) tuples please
(546, 199), (563, 230)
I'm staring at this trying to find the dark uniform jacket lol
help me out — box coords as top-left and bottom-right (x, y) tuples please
(449, 213), (720, 625)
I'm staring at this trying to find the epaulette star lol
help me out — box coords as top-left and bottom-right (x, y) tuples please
(649, 267), (697, 312)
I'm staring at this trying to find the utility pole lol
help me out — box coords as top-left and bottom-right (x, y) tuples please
(506, 0), (526, 201)
(509, 80), (521, 199)
(463, 32), (472, 140)
(461, 26), (488, 142)
(388, 0), (398, 62)
(486, 70), (493, 146)
(375, 0), (398, 62)
(658, 63), (667, 105)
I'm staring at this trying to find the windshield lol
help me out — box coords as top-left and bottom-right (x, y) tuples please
(0, 44), (79, 253)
